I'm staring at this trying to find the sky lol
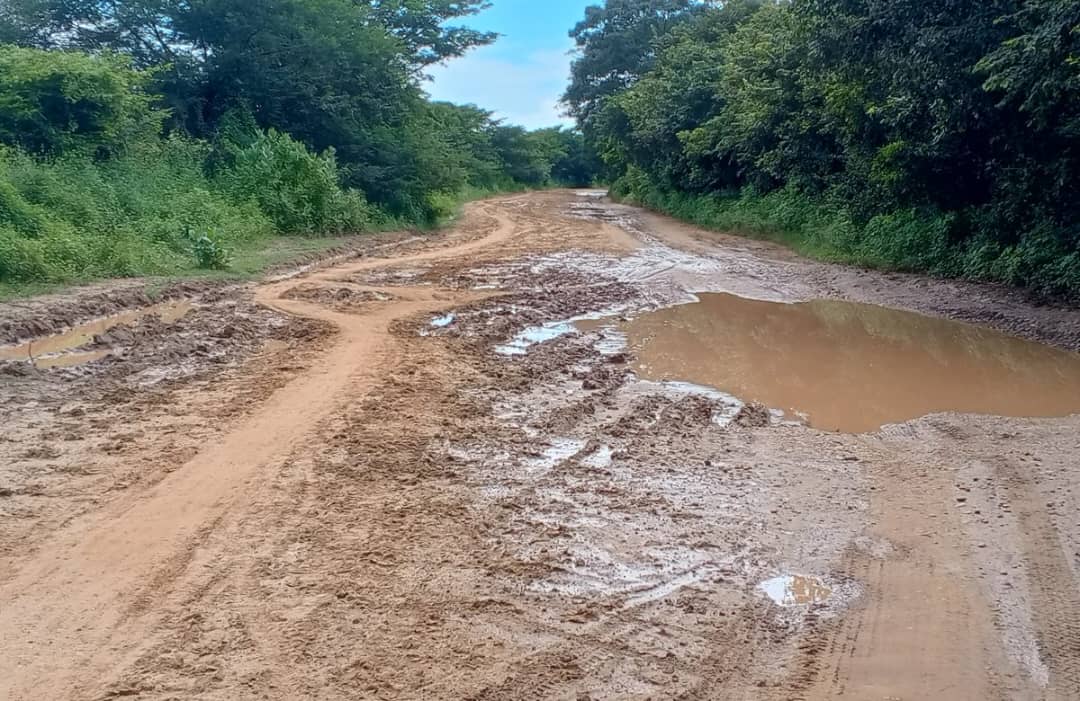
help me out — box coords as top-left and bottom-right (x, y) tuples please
(424, 1), (593, 130)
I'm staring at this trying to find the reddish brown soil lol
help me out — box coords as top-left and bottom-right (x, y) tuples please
(1, 191), (1078, 700)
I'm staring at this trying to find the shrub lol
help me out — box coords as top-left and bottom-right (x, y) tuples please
(0, 46), (163, 158)
(192, 230), (232, 270)
(0, 138), (273, 284)
(216, 129), (373, 235)
(856, 209), (958, 275)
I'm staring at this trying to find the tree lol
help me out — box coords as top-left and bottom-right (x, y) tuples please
(562, 0), (699, 129)
(0, 45), (163, 157)
(0, 0), (504, 214)
(2, 0), (495, 69)
(607, 1), (763, 191)
(575, 0), (1080, 297)
(544, 128), (597, 186)
(490, 126), (555, 186)
(369, 0), (497, 69)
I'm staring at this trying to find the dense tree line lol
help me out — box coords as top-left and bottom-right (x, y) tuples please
(0, 0), (593, 285)
(567, 0), (1080, 299)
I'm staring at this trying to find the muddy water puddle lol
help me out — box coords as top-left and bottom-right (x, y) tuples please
(0, 300), (193, 368)
(596, 293), (1080, 432)
(759, 575), (832, 606)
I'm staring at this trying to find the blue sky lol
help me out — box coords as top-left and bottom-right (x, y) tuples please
(425, 1), (593, 129)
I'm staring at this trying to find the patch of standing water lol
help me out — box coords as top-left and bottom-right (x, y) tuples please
(593, 326), (628, 356)
(530, 543), (745, 603)
(758, 575), (832, 606)
(495, 307), (627, 356)
(526, 438), (586, 472)
(574, 189), (608, 199)
(0, 300), (194, 369)
(612, 292), (1080, 432)
(497, 320), (576, 356)
(581, 445), (614, 469)
(430, 313), (456, 328)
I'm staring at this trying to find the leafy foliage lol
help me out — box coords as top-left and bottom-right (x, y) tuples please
(580, 0), (1080, 299)
(563, 0), (699, 128)
(0, 46), (162, 157)
(0, 3), (595, 287)
(0, 137), (272, 283)
(192, 229), (232, 270)
(215, 126), (374, 235)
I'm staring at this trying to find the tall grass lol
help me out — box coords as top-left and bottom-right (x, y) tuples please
(0, 139), (267, 283)
(0, 129), (380, 285)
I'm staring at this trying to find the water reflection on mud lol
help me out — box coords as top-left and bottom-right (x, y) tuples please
(759, 575), (832, 606)
(0, 300), (193, 369)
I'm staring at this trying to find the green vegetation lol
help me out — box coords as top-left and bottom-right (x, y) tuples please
(569, 0), (1080, 299)
(0, 2), (596, 287)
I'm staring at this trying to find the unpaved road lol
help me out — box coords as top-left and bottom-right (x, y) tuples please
(2, 191), (1080, 700)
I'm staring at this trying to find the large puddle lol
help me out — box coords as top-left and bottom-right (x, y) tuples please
(0, 300), (192, 368)
(602, 293), (1080, 432)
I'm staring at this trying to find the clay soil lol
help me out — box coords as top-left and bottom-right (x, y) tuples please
(2, 191), (1080, 700)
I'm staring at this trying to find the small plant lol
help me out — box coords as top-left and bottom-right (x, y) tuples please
(192, 229), (232, 270)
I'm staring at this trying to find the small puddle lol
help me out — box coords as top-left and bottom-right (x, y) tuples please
(0, 300), (193, 368)
(496, 308), (627, 356)
(759, 574), (832, 606)
(496, 320), (578, 356)
(526, 438), (586, 471)
(581, 444), (614, 469)
(611, 293), (1080, 432)
(430, 313), (456, 328)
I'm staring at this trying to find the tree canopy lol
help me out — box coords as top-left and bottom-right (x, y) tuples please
(574, 0), (1080, 299)
(0, 0), (595, 285)
(0, 0), (591, 221)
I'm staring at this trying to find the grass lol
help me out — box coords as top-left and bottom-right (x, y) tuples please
(613, 175), (1080, 301)
(0, 234), (369, 301)
(0, 128), (380, 290)
(200, 234), (363, 278)
(0, 185), (520, 302)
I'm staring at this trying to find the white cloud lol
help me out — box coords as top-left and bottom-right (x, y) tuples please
(424, 44), (575, 130)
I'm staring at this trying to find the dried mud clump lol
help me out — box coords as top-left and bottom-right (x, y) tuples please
(0, 280), (219, 347)
(734, 402), (771, 428)
(282, 283), (394, 311)
(0, 361), (37, 377)
(576, 364), (627, 391)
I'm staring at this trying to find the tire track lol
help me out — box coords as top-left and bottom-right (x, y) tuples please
(994, 455), (1080, 699)
(0, 200), (519, 700)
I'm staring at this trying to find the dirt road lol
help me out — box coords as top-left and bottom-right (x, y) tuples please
(2, 191), (1079, 700)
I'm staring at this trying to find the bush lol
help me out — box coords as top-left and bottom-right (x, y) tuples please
(610, 173), (1080, 300)
(0, 139), (273, 284)
(964, 224), (1080, 300)
(216, 129), (373, 235)
(192, 230), (232, 270)
(0, 46), (163, 158)
(856, 209), (958, 275)
(0, 122), (395, 285)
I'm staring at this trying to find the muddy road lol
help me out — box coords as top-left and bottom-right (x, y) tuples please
(2, 191), (1080, 700)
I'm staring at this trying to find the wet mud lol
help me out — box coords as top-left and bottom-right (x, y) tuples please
(1, 191), (1079, 700)
(0, 300), (194, 368)
(282, 282), (396, 311)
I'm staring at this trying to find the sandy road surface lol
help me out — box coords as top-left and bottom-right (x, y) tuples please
(1, 191), (1079, 699)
